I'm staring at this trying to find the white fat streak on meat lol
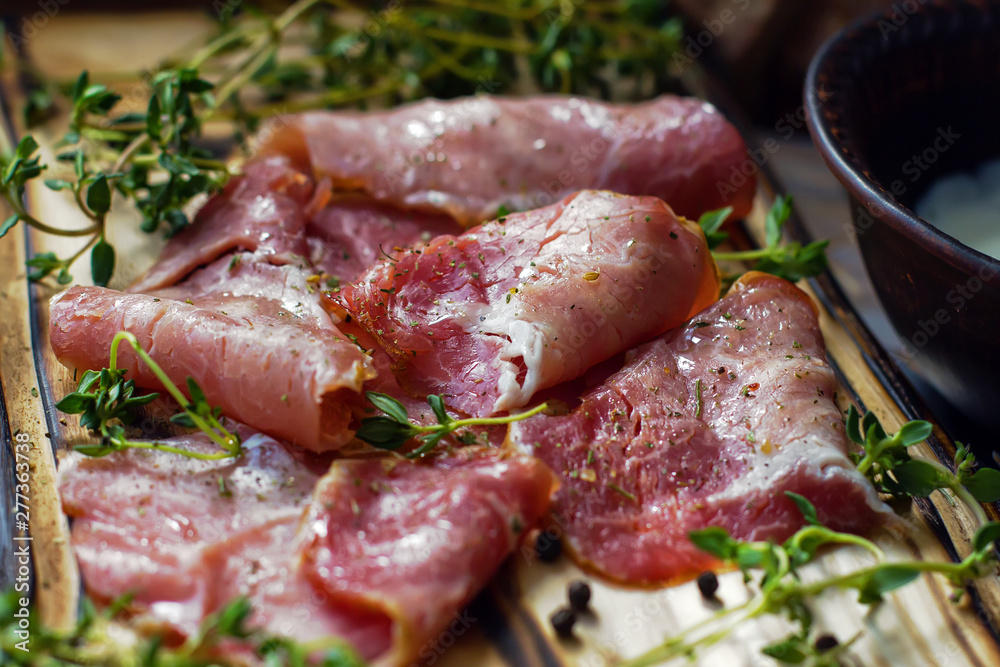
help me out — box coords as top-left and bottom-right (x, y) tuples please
(456, 197), (665, 412)
(153, 252), (341, 326)
(461, 239), (573, 412)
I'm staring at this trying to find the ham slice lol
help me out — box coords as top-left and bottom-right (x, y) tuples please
(258, 95), (756, 226)
(339, 190), (719, 416)
(50, 258), (373, 450)
(130, 156), (314, 293)
(130, 160), (461, 294)
(58, 428), (331, 638)
(297, 448), (556, 665)
(508, 272), (891, 585)
(306, 196), (460, 283)
(60, 430), (555, 666)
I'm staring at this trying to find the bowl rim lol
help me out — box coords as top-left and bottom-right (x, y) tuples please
(803, 2), (1000, 275)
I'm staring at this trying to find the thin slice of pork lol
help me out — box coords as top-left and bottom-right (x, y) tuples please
(340, 190), (720, 416)
(258, 94), (756, 226)
(508, 272), (892, 585)
(50, 258), (373, 450)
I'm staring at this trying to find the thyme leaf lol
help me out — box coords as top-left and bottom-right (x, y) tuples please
(356, 391), (546, 457)
(57, 331), (241, 461)
(710, 195), (830, 283)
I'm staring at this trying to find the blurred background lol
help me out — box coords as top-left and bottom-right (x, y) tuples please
(674, 0), (894, 122)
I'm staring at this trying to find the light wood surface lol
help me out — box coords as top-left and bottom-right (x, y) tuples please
(1, 10), (998, 667)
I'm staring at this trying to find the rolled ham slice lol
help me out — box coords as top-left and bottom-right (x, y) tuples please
(508, 272), (892, 585)
(257, 94), (756, 226)
(340, 190), (720, 416)
(50, 258), (373, 450)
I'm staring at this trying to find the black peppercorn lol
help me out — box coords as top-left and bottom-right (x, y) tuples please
(568, 580), (591, 610)
(814, 635), (839, 652)
(696, 571), (719, 599)
(550, 607), (576, 638)
(535, 532), (562, 563)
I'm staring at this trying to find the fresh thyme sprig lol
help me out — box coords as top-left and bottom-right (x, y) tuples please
(622, 411), (999, 667)
(56, 331), (241, 460)
(356, 391), (547, 457)
(845, 405), (1000, 515)
(0, 590), (366, 666)
(6, 0), (682, 286)
(708, 195), (830, 283)
(623, 494), (999, 667)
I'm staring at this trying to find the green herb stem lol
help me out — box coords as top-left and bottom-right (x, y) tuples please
(621, 599), (760, 667)
(711, 248), (775, 262)
(109, 331), (239, 455)
(80, 439), (238, 461)
(6, 186), (99, 237)
(794, 559), (971, 600)
(15, 208), (100, 238)
(439, 402), (549, 430)
(787, 526), (886, 562)
(186, 22), (260, 69)
(72, 182), (102, 225)
(399, 19), (536, 54)
(429, 0), (543, 20)
(357, 392), (549, 456)
(109, 133), (150, 175)
(61, 231), (101, 268)
(79, 126), (133, 143)
(207, 0), (324, 116)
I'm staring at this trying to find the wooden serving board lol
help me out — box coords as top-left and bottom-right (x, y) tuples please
(1, 10), (999, 667)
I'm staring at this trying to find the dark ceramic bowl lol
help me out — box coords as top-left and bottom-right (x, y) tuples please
(806, 0), (1000, 429)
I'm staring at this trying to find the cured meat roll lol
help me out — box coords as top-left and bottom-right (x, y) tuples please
(339, 190), (720, 416)
(129, 155), (314, 293)
(50, 259), (373, 450)
(258, 94), (756, 226)
(129, 157), (462, 294)
(508, 272), (892, 585)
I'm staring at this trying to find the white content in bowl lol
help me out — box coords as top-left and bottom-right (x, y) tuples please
(915, 157), (1000, 260)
